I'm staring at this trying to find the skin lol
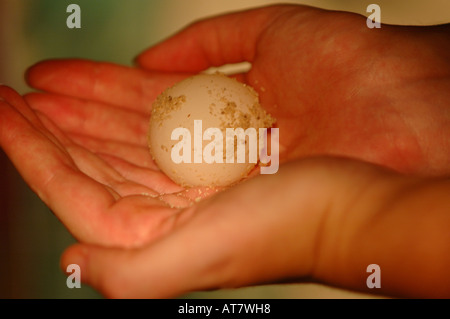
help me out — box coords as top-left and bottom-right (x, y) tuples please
(1, 4), (450, 298)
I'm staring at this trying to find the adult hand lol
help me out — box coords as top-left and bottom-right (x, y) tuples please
(1, 84), (216, 247)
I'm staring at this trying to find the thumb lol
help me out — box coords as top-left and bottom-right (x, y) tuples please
(135, 5), (287, 72)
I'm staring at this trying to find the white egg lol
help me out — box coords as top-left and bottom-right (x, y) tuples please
(148, 73), (275, 187)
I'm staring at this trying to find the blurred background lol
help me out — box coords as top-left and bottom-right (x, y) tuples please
(0, 0), (449, 299)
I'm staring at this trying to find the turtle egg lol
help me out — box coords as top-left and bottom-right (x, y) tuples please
(148, 73), (275, 187)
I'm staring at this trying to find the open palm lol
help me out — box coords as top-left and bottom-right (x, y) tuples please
(2, 81), (211, 247)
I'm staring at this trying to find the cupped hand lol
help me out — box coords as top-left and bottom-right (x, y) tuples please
(136, 4), (450, 175)
(1, 83), (219, 247)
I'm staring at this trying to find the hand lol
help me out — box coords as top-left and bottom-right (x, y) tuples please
(60, 157), (450, 298)
(136, 4), (450, 175)
(0, 83), (219, 247)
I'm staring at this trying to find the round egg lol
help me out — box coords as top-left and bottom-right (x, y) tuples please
(148, 73), (275, 187)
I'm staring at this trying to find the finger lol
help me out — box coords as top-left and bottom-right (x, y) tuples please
(98, 153), (184, 195)
(1, 85), (42, 125)
(135, 6), (288, 72)
(0, 88), (117, 243)
(69, 133), (157, 170)
(25, 92), (149, 146)
(29, 96), (195, 196)
(0, 86), (67, 151)
(26, 59), (191, 112)
(36, 110), (162, 199)
(93, 153), (226, 201)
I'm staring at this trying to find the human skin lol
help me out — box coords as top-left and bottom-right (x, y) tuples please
(1, 4), (449, 298)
